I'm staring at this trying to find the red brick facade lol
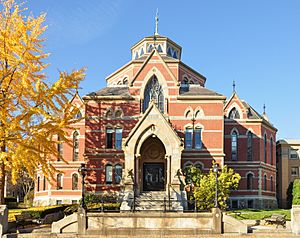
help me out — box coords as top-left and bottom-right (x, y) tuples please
(34, 35), (277, 209)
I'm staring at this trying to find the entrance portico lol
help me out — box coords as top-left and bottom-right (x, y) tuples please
(124, 102), (183, 194)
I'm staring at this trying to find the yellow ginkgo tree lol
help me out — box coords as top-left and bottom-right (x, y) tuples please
(0, 0), (85, 203)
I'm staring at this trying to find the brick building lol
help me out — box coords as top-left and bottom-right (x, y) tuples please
(34, 33), (277, 209)
(276, 140), (300, 208)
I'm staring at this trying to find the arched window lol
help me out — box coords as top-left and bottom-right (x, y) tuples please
(270, 176), (273, 192)
(229, 107), (240, 119)
(73, 131), (79, 161)
(183, 77), (189, 85)
(264, 174), (267, 191)
(115, 128), (122, 150)
(143, 75), (164, 113)
(115, 164), (122, 184)
(173, 51), (178, 59)
(106, 109), (113, 118)
(37, 177), (40, 192)
(270, 137), (273, 165)
(123, 77), (128, 85)
(185, 128), (193, 149)
(247, 173), (253, 190)
(43, 176), (46, 191)
(105, 164), (113, 184)
(157, 44), (163, 53)
(147, 44), (153, 53)
(185, 110), (192, 119)
(247, 132), (253, 161)
(106, 128), (114, 149)
(135, 51), (139, 59)
(57, 135), (63, 161)
(167, 47), (172, 57)
(72, 174), (79, 190)
(194, 162), (204, 171)
(57, 174), (63, 190)
(194, 128), (202, 149)
(264, 134), (267, 163)
(231, 131), (238, 161)
(74, 111), (82, 119)
(140, 48), (144, 57)
(195, 110), (202, 119)
(115, 110), (122, 119)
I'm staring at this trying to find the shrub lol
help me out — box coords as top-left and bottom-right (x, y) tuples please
(4, 197), (18, 209)
(287, 181), (294, 208)
(84, 192), (119, 204)
(293, 179), (300, 205)
(21, 205), (70, 219)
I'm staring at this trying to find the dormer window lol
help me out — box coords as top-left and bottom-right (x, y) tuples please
(167, 47), (172, 57)
(229, 107), (240, 119)
(173, 51), (178, 59)
(135, 51), (139, 60)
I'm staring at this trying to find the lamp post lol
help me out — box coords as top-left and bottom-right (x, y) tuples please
(78, 163), (87, 209)
(213, 164), (219, 208)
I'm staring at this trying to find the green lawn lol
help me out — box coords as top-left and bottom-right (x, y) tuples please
(226, 209), (291, 221)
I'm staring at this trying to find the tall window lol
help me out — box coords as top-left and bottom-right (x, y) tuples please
(264, 175), (267, 191)
(115, 128), (122, 150)
(43, 177), (46, 191)
(270, 176), (273, 192)
(57, 174), (62, 190)
(247, 173), (253, 190)
(72, 174), (79, 190)
(105, 165), (113, 184)
(264, 134), (267, 163)
(115, 164), (122, 184)
(194, 128), (202, 149)
(37, 177), (40, 192)
(231, 131), (238, 161)
(185, 128), (193, 149)
(106, 128), (114, 149)
(143, 75), (164, 113)
(270, 137), (273, 165)
(247, 132), (253, 161)
(73, 131), (79, 161)
(229, 108), (240, 119)
(57, 135), (63, 161)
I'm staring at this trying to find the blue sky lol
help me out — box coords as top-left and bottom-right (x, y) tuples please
(24, 0), (300, 139)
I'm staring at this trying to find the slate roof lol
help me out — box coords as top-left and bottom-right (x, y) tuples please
(179, 85), (224, 97)
(85, 86), (131, 98)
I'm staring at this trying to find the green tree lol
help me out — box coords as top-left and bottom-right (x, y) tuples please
(0, 0), (85, 203)
(190, 163), (241, 210)
(292, 179), (300, 205)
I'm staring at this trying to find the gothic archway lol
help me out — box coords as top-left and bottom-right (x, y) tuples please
(139, 136), (166, 191)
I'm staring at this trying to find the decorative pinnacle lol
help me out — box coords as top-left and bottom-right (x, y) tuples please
(233, 80), (236, 93)
(155, 8), (159, 36)
(263, 103), (266, 114)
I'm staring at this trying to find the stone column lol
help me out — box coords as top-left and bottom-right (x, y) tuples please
(135, 154), (141, 195)
(211, 208), (222, 234)
(77, 206), (86, 235)
(165, 155), (170, 193)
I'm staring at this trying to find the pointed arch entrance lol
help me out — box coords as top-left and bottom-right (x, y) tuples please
(140, 136), (166, 191)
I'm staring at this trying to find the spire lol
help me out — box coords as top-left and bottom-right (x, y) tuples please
(263, 103), (266, 114)
(155, 8), (159, 36)
(232, 80), (236, 93)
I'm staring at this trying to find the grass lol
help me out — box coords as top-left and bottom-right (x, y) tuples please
(226, 209), (291, 221)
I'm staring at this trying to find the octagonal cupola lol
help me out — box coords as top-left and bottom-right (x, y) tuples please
(131, 35), (182, 60)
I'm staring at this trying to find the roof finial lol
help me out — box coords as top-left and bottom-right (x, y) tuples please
(155, 8), (159, 36)
(233, 80), (236, 93)
(263, 103), (266, 114)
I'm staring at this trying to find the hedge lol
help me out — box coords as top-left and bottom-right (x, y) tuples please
(21, 205), (70, 219)
(64, 203), (121, 216)
(293, 179), (300, 205)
